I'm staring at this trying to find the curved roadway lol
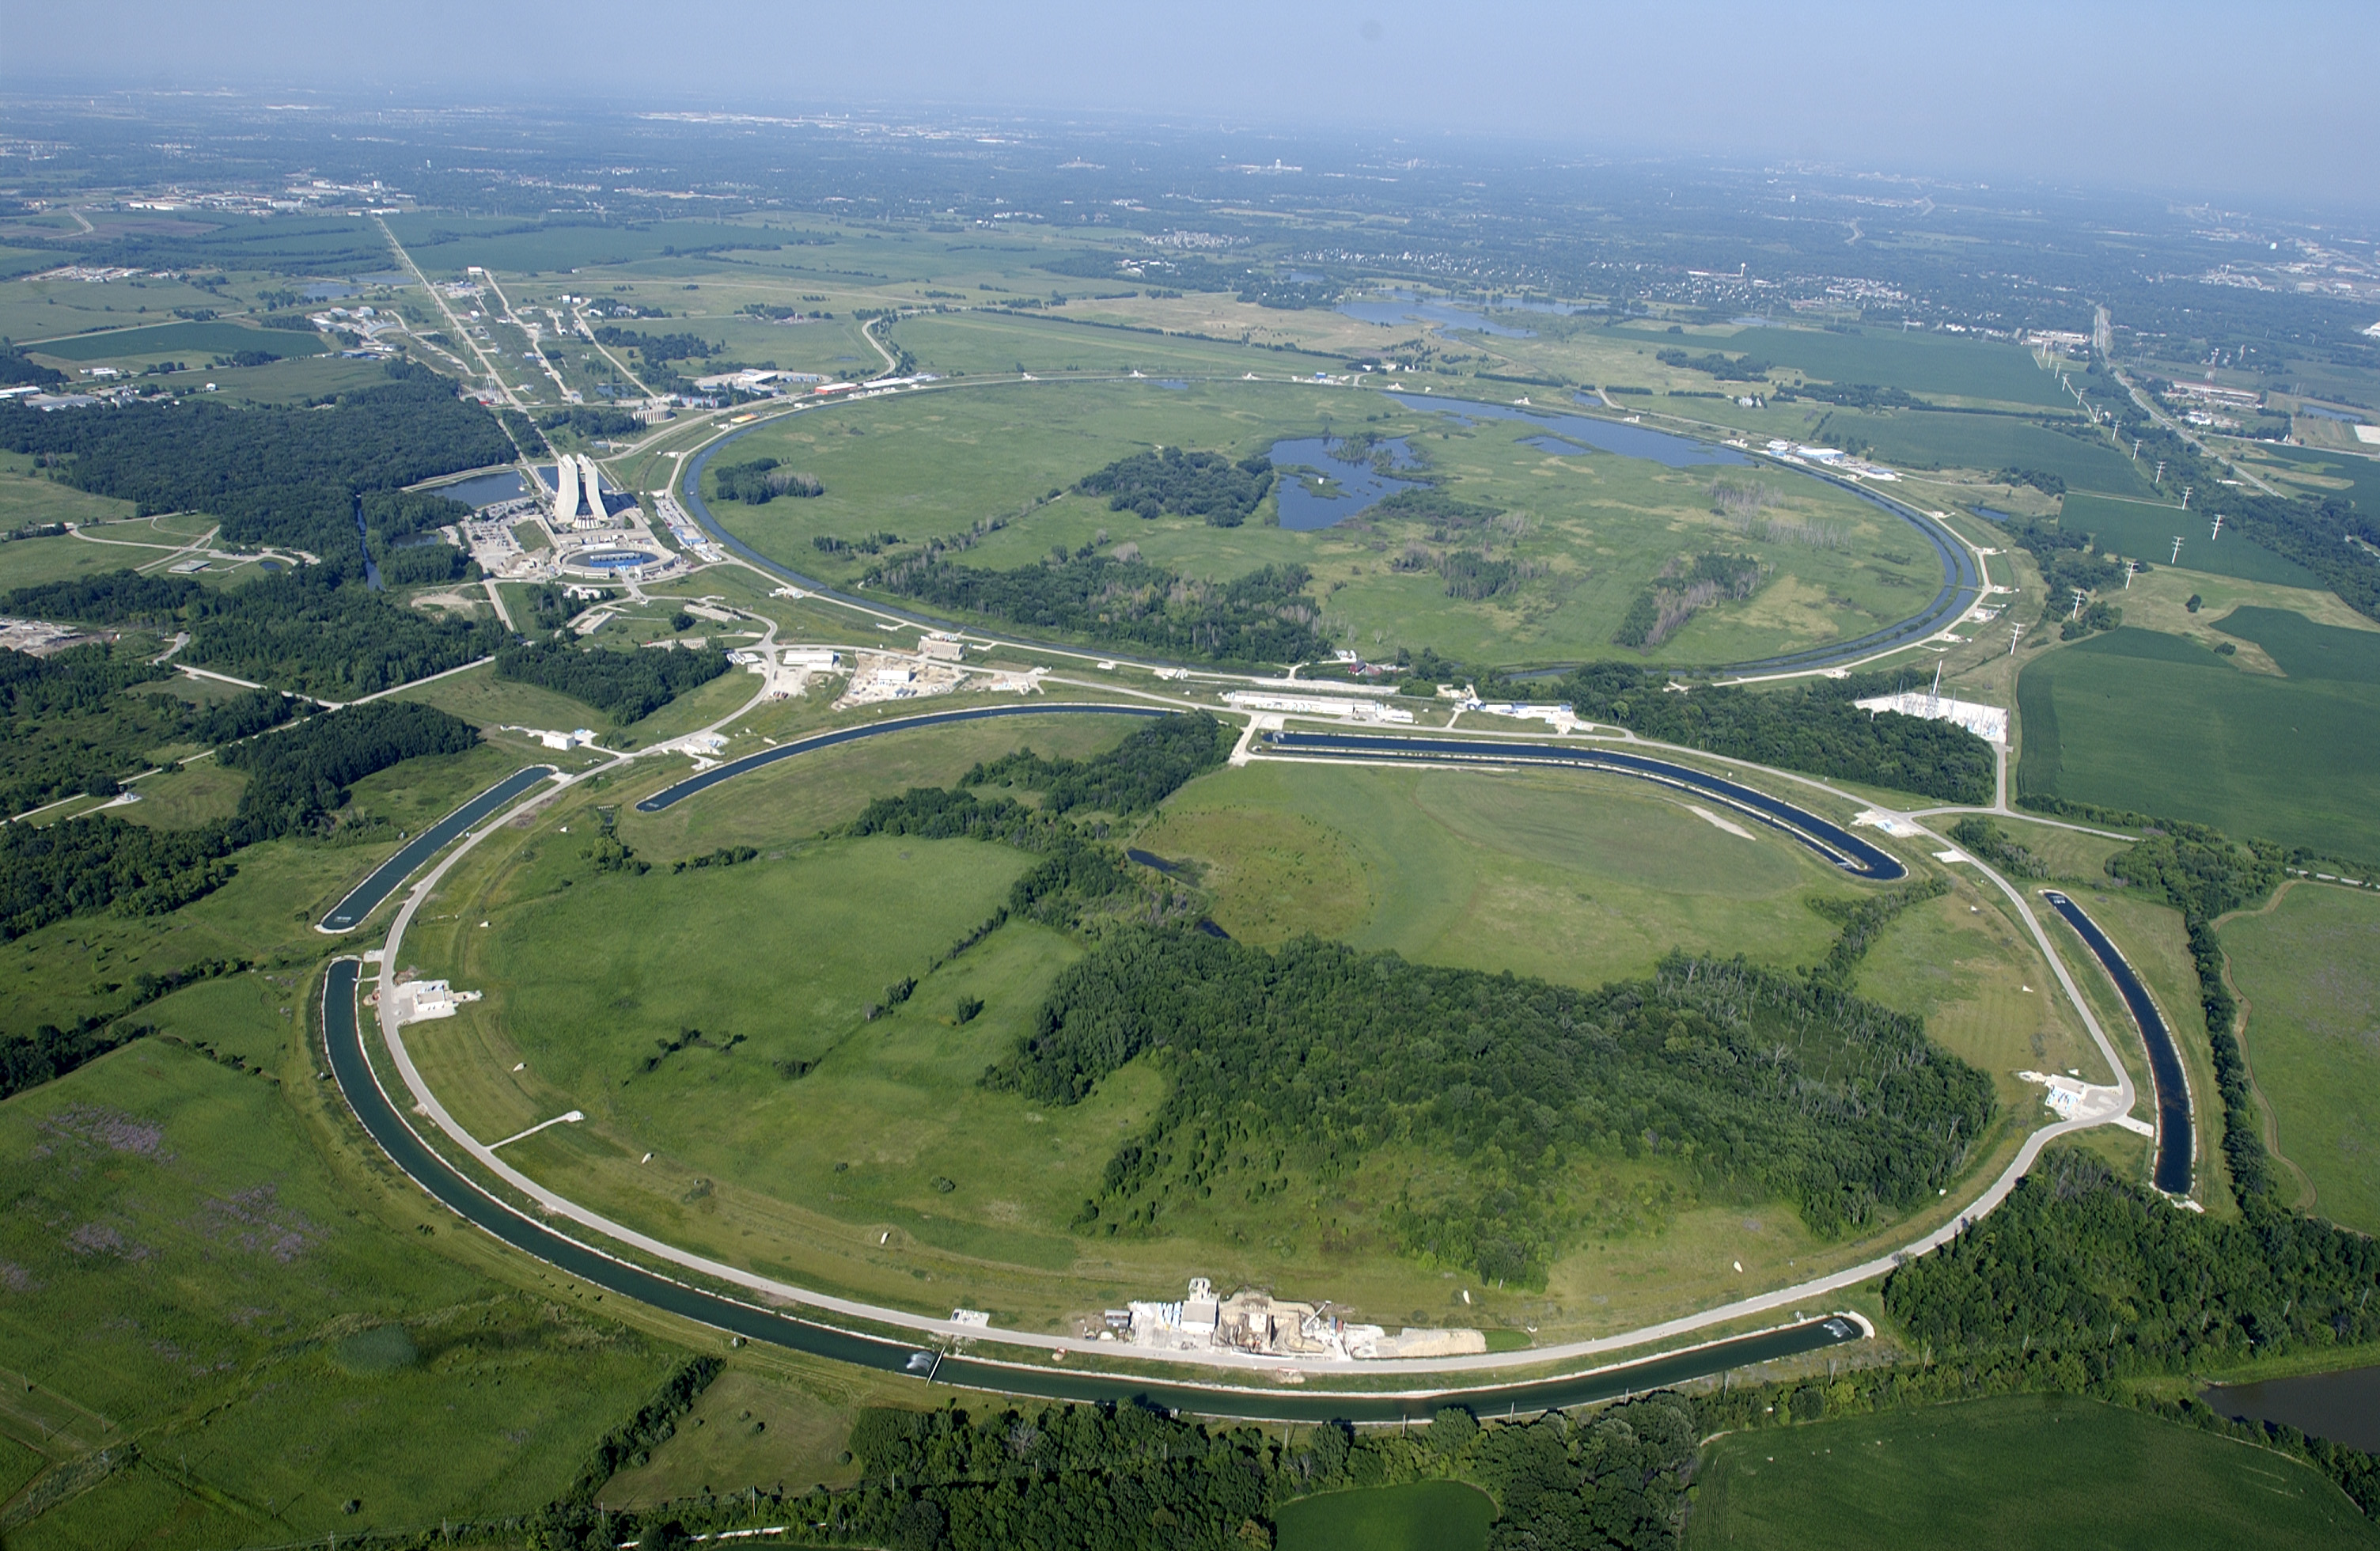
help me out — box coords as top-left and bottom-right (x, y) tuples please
(322, 699), (2180, 1416)
(665, 378), (1981, 680)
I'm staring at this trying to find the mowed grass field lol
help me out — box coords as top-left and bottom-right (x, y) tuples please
(1817, 408), (2156, 495)
(0, 1040), (676, 1549)
(2016, 619), (2380, 860)
(1687, 1394), (2379, 1550)
(2222, 883), (2380, 1234)
(699, 376), (1935, 668)
(1275, 1481), (1495, 1551)
(390, 720), (2026, 1344)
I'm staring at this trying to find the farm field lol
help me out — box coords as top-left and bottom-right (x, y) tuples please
(0, 1039), (675, 1548)
(2245, 442), (2380, 518)
(21, 317), (327, 364)
(2015, 620), (2380, 859)
(1818, 408), (2156, 495)
(2221, 883), (2380, 1234)
(2058, 491), (2317, 586)
(1685, 1394), (2379, 1550)
(697, 375), (1936, 668)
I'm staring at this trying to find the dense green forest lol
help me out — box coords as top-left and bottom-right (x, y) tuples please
(217, 700), (479, 843)
(1542, 663), (1995, 803)
(989, 932), (1994, 1282)
(6, 566), (508, 700)
(0, 339), (66, 388)
(1074, 448), (1275, 527)
(493, 639), (730, 722)
(0, 362), (512, 558)
(961, 711), (1228, 813)
(868, 553), (1329, 665)
(541, 1393), (1697, 1551)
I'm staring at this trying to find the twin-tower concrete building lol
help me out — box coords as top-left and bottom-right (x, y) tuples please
(550, 453), (608, 525)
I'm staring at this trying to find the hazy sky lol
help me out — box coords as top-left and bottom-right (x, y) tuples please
(6, 0), (2374, 210)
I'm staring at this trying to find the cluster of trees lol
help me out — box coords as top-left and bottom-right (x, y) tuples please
(1611, 552), (1764, 650)
(540, 407), (642, 439)
(1541, 662), (1995, 804)
(1372, 487), (1505, 528)
(370, 539), (476, 587)
(1995, 466), (2069, 495)
(494, 639), (729, 722)
(1986, 512), (2136, 639)
(1655, 347), (1771, 381)
(710, 456), (823, 504)
(1773, 381), (1928, 409)
(0, 362), (513, 559)
(1947, 816), (2049, 878)
(0, 816), (238, 942)
(0, 339), (65, 388)
(1074, 448), (1274, 527)
(868, 553), (1330, 666)
(961, 712), (1227, 815)
(0, 645), (304, 817)
(593, 327), (717, 362)
(166, 566), (506, 698)
(218, 700), (479, 843)
(593, 1394), (1696, 1551)
(988, 932), (1993, 1282)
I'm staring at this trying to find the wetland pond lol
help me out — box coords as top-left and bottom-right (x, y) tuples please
(2204, 1363), (2380, 1451)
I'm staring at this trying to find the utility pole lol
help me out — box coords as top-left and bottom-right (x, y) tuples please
(2171, 536), (2185, 564)
(2181, 484), (2192, 510)
(2211, 514), (2225, 540)
(2133, 438), (2143, 459)
(2154, 460), (2166, 486)
(2124, 561), (2139, 589)
(2010, 622), (2024, 655)
(2071, 588), (2087, 620)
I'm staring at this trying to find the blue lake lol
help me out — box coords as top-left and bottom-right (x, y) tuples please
(1390, 392), (1753, 468)
(2298, 404), (2365, 423)
(1335, 290), (1602, 340)
(1267, 435), (1427, 530)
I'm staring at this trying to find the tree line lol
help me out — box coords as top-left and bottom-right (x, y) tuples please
(987, 931), (1995, 1284)
(867, 553), (1331, 666)
(494, 639), (729, 722)
(0, 643), (299, 817)
(1537, 662), (1996, 804)
(530, 1392), (1700, 1551)
(710, 456), (824, 504)
(961, 711), (1228, 815)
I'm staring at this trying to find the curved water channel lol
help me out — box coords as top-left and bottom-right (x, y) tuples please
(669, 377), (1980, 677)
(325, 705), (1929, 1417)
(316, 764), (556, 932)
(2042, 891), (2195, 1194)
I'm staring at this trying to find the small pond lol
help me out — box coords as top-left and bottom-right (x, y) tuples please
(572, 549), (659, 572)
(1274, 1480), (1493, 1551)
(1390, 392), (1752, 469)
(1336, 290), (1538, 339)
(1267, 434), (1428, 530)
(2204, 1363), (2380, 1451)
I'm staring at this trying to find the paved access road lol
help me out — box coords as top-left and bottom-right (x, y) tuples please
(317, 764), (557, 933)
(2044, 891), (2195, 1194)
(1265, 730), (1908, 881)
(323, 959), (1863, 1418)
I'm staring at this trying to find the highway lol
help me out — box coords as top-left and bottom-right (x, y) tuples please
(2044, 891), (2195, 1194)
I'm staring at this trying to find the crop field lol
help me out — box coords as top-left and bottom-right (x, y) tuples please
(699, 376), (1934, 667)
(2015, 621), (2380, 859)
(1696, 325), (2075, 409)
(2058, 492), (2317, 586)
(377, 726), (2021, 1344)
(1817, 408), (2155, 495)
(2245, 442), (2380, 518)
(895, 309), (1347, 377)
(22, 318), (328, 363)
(1685, 1394), (2378, 1549)
(0, 1040), (675, 1548)
(2221, 883), (2380, 1234)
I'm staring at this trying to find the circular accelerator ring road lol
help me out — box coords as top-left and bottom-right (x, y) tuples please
(666, 381), (1980, 680)
(321, 955), (1866, 1419)
(336, 702), (1918, 1409)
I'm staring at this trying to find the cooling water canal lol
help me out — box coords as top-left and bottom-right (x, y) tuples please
(322, 956), (1863, 1419)
(316, 765), (555, 933)
(2042, 891), (2194, 1194)
(2204, 1364), (2380, 1453)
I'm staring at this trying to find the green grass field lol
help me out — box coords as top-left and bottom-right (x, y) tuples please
(0, 1039), (676, 1548)
(2221, 883), (2380, 1234)
(1687, 1394), (2379, 1549)
(1818, 409), (2155, 495)
(2016, 621), (2380, 859)
(2245, 443), (2380, 518)
(1727, 327), (2075, 410)
(700, 376), (1931, 668)
(2058, 492), (2318, 586)
(22, 318), (328, 363)
(1275, 1480), (1495, 1551)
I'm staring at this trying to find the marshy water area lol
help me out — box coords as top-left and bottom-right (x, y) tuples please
(1268, 434), (1427, 529)
(1265, 400), (1749, 529)
(427, 468), (533, 509)
(2204, 1364), (2380, 1451)
(1336, 288), (1600, 338)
